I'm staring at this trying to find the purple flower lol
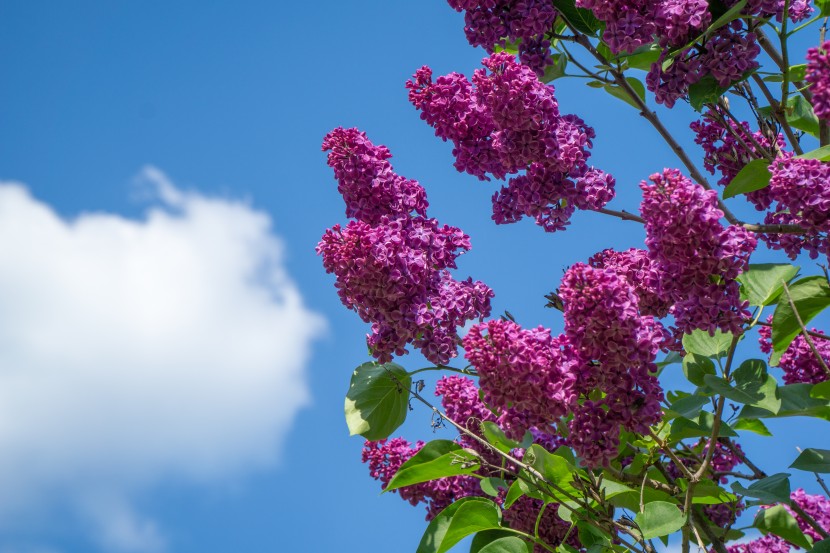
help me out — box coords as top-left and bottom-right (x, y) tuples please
(807, 41), (830, 120)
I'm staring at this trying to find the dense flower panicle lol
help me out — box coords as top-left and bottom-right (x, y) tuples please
(691, 109), (784, 209)
(807, 41), (830, 120)
(362, 438), (480, 519)
(503, 496), (580, 552)
(463, 320), (576, 439)
(322, 128), (428, 223)
(434, 375), (494, 426)
(646, 50), (703, 108)
(726, 534), (791, 553)
(408, 53), (614, 233)
(558, 263), (667, 465)
(760, 157), (830, 261)
(735, 0), (813, 21)
(759, 323), (830, 384)
(700, 24), (760, 88)
(319, 130), (494, 365)
(640, 169), (756, 334)
(588, 248), (672, 317)
(447, 0), (558, 76)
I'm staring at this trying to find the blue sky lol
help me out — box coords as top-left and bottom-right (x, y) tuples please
(0, 1), (828, 552)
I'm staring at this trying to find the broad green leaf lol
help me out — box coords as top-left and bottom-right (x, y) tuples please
(740, 383), (830, 419)
(763, 65), (807, 83)
(577, 521), (611, 549)
(471, 534), (531, 553)
(791, 448), (830, 473)
(670, 412), (737, 440)
(504, 479), (525, 509)
(796, 144), (830, 161)
(723, 159), (772, 199)
(417, 497), (502, 553)
(482, 421), (520, 453)
(635, 501), (687, 539)
(733, 418), (773, 436)
(603, 78), (646, 109)
(759, 96), (820, 137)
(812, 380), (830, 400)
(552, 0), (601, 35)
(771, 276), (830, 365)
(738, 263), (800, 306)
(541, 54), (568, 83)
(732, 473), (791, 504)
(819, 0), (830, 17)
(683, 353), (717, 386)
(691, 483), (737, 505)
(344, 362), (411, 440)
(689, 74), (729, 111)
(812, 540), (830, 553)
(702, 359), (781, 413)
(480, 477), (508, 497)
(683, 329), (734, 359)
(755, 505), (814, 550)
(622, 44), (662, 71)
(386, 440), (480, 491)
(667, 395), (709, 419)
(523, 444), (579, 501)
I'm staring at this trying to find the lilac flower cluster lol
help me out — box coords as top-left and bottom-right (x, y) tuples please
(577, 0), (710, 54)
(691, 108), (784, 209)
(463, 320), (576, 440)
(560, 262), (667, 466)
(729, 489), (830, 553)
(646, 21), (760, 108)
(759, 322), (830, 385)
(760, 157), (830, 261)
(807, 41), (830, 120)
(588, 248), (672, 318)
(503, 496), (580, 552)
(407, 53), (615, 233)
(446, 0), (558, 76)
(640, 169), (756, 334)
(734, 0), (813, 22)
(362, 438), (480, 519)
(318, 129), (494, 364)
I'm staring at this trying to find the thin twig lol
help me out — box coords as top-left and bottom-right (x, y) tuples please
(593, 207), (646, 224)
(755, 320), (830, 342)
(751, 73), (804, 155)
(790, 502), (830, 540)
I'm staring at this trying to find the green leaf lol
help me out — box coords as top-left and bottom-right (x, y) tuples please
(668, 395), (709, 419)
(634, 501), (687, 539)
(657, 351), (683, 368)
(732, 473), (791, 504)
(386, 440), (480, 491)
(812, 540), (830, 553)
(791, 448), (830, 473)
(683, 329), (734, 359)
(504, 479), (525, 509)
(480, 477), (508, 497)
(683, 354), (717, 386)
(812, 380), (830, 400)
(763, 65), (807, 83)
(523, 444), (579, 502)
(755, 505), (814, 550)
(417, 497), (502, 553)
(690, 483), (737, 505)
(723, 159), (772, 199)
(797, 144), (830, 161)
(344, 362), (411, 440)
(819, 0), (830, 17)
(482, 421), (520, 453)
(702, 359), (781, 413)
(759, 95), (821, 137)
(603, 78), (646, 109)
(471, 534), (531, 553)
(541, 54), (568, 83)
(669, 412), (738, 440)
(552, 0), (601, 35)
(622, 44), (662, 71)
(740, 383), (830, 419)
(771, 276), (830, 365)
(689, 74), (729, 111)
(737, 263), (800, 306)
(733, 418), (773, 436)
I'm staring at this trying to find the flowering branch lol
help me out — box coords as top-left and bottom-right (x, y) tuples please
(782, 281), (830, 377)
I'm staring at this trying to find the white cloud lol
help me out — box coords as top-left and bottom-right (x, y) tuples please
(0, 167), (325, 551)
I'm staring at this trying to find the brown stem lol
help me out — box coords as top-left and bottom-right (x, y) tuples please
(790, 502), (830, 540)
(741, 222), (807, 234)
(593, 207), (646, 224)
(721, 437), (768, 479)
